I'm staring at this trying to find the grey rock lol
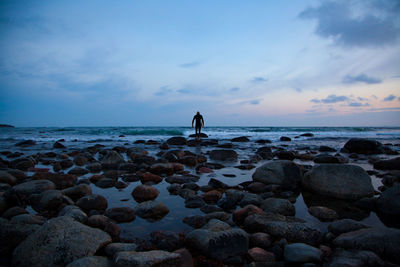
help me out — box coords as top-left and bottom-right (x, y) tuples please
(0, 170), (17, 185)
(376, 183), (400, 216)
(252, 160), (302, 189)
(374, 157), (400, 170)
(104, 207), (136, 223)
(62, 184), (92, 201)
(260, 198), (295, 216)
(284, 243), (322, 263)
(308, 206), (338, 222)
(328, 219), (370, 236)
(134, 200), (169, 221)
(327, 249), (384, 267)
(114, 250), (181, 267)
(302, 164), (374, 200)
(67, 256), (112, 267)
(5, 179), (56, 203)
(76, 194), (108, 213)
(12, 216), (111, 267)
(58, 205), (88, 223)
(239, 192), (262, 207)
(105, 242), (138, 257)
(209, 149), (238, 161)
(10, 214), (46, 225)
(344, 138), (384, 154)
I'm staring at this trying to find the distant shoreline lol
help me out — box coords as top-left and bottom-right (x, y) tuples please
(0, 124), (14, 128)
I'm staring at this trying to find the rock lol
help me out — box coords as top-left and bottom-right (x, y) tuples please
(6, 169), (27, 182)
(60, 159), (73, 169)
(134, 200), (169, 221)
(308, 206), (338, 222)
(280, 136), (291, 142)
(319, 145), (336, 152)
(150, 230), (183, 251)
(131, 185), (160, 202)
(0, 171), (17, 185)
(313, 154), (346, 164)
(10, 214), (45, 225)
(202, 190), (222, 203)
(73, 155), (88, 166)
(174, 248), (193, 267)
(58, 205), (88, 223)
(189, 133), (208, 138)
(247, 247), (275, 262)
(32, 189), (64, 213)
(208, 178), (229, 189)
(67, 167), (89, 176)
(15, 140), (36, 147)
(231, 136), (250, 142)
(2, 206), (28, 219)
(260, 198), (295, 216)
(0, 218), (41, 258)
(150, 163), (184, 175)
(209, 149), (238, 161)
(302, 164), (374, 200)
(284, 243), (322, 263)
(101, 151), (125, 169)
(76, 194), (108, 213)
(140, 172), (162, 184)
(165, 175), (199, 184)
(185, 224), (248, 261)
(105, 243), (138, 257)
(183, 215), (208, 228)
(252, 160), (302, 189)
(12, 158), (35, 171)
(275, 150), (295, 160)
(114, 250), (181, 267)
(104, 207), (136, 223)
(87, 162), (103, 172)
(12, 216), (111, 267)
(185, 196), (206, 208)
(247, 182), (268, 193)
(53, 141), (66, 149)
(96, 178), (116, 188)
(167, 136), (187, 146)
(374, 157), (400, 170)
(333, 227), (400, 264)
(32, 172), (77, 189)
(66, 256), (112, 267)
(239, 193), (262, 207)
(327, 219), (370, 236)
(4, 179), (56, 205)
(343, 138), (384, 154)
(256, 146), (273, 159)
(249, 233), (272, 250)
(328, 249), (384, 267)
(376, 183), (400, 217)
(62, 184), (92, 201)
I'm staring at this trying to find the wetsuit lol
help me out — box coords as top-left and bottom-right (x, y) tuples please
(192, 114), (204, 137)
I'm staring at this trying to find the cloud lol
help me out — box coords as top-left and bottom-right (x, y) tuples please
(239, 99), (261, 105)
(348, 102), (370, 107)
(342, 74), (382, 84)
(177, 88), (193, 94)
(383, 94), (396, 101)
(319, 94), (349, 104)
(251, 77), (268, 83)
(230, 87), (240, 92)
(155, 86), (173, 96)
(310, 98), (321, 103)
(398, 97), (400, 102)
(299, 0), (400, 47)
(179, 61), (200, 68)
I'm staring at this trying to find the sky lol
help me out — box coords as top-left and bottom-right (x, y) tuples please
(0, 0), (399, 127)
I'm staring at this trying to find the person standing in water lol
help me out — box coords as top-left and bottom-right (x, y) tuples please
(192, 111), (205, 140)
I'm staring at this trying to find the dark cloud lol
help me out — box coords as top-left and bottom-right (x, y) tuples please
(342, 74), (382, 84)
(320, 94), (349, 103)
(251, 77), (268, 83)
(383, 94), (396, 101)
(179, 61), (200, 68)
(310, 98), (321, 103)
(299, 0), (400, 47)
(240, 99), (261, 105)
(348, 102), (370, 107)
(177, 88), (193, 94)
(230, 87), (240, 92)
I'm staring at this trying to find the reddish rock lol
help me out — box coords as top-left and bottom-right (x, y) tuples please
(233, 205), (264, 225)
(150, 163), (184, 175)
(89, 174), (105, 183)
(197, 167), (213, 174)
(131, 185), (160, 202)
(76, 194), (108, 212)
(174, 248), (194, 267)
(202, 190), (222, 203)
(32, 172), (77, 189)
(247, 247), (275, 262)
(140, 172), (163, 184)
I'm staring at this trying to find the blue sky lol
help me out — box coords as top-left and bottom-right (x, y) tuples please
(0, 0), (399, 126)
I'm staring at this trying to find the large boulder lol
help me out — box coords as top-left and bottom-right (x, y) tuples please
(260, 198), (295, 216)
(101, 151), (125, 169)
(333, 227), (400, 264)
(327, 249), (384, 267)
(134, 200), (169, 221)
(12, 216), (111, 267)
(32, 172), (77, 189)
(185, 221), (248, 261)
(374, 157), (400, 170)
(76, 194), (108, 213)
(284, 243), (322, 263)
(131, 185), (159, 202)
(166, 136), (187, 146)
(4, 180), (56, 204)
(104, 207), (136, 223)
(209, 150), (238, 161)
(252, 160), (302, 189)
(302, 164), (374, 200)
(376, 184), (400, 217)
(328, 219), (370, 236)
(0, 171), (17, 185)
(343, 138), (384, 154)
(114, 250), (181, 267)
(66, 256), (112, 267)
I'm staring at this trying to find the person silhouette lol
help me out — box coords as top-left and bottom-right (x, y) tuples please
(192, 111), (204, 140)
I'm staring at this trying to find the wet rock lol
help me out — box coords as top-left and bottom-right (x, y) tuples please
(4, 179), (56, 204)
(200, 205), (223, 214)
(246, 182), (268, 193)
(233, 205), (264, 225)
(256, 146), (273, 159)
(31, 189), (64, 213)
(239, 192), (262, 207)
(140, 172), (162, 184)
(319, 145), (336, 152)
(260, 198), (295, 216)
(104, 207), (136, 223)
(2, 206), (28, 219)
(101, 151), (125, 169)
(15, 140), (36, 147)
(58, 205), (88, 223)
(327, 219), (370, 236)
(114, 250), (181, 267)
(0, 182), (11, 192)
(308, 206), (338, 222)
(302, 164), (374, 200)
(166, 175), (199, 184)
(87, 162), (102, 172)
(284, 243), (322, 263)
(376, 183), (400, 217)
(280, 136), (291, 142)
(252, 160), (302, 189)
(105, 243), (138, 257)
(208, 178), (229, 189)
(0, 171), (17, 185)
(66, 256), (112, 267)
(68, 167), (89, 176)
(32, 172), (77, 189)
(134, 200), (169, 221)
(6, 169), (27, 182)
(182, 182), (199, 191)
(185, 221), (248, 261)
(202, 190), (222, 203)
(185, 196), (206, 208)
(343, 138), (384, 154)
(209, 149), (238, 161)
(150, 163), (184, 175)
(328, 249), (384, 267)
(87, 215), (121, 241)
(249, 233), (272, 250)
(313, 154), (347, 164)
(76, 194), (108, 213)
(12, 216), (111, 267)
(53, 141), (66, 149)
(167, 136), (187, 146)
(96, 178), (116, 188)
(333, 227), (400, 264)
(231, 136), (250, 142)
(10, 214), (45, 225)
(275, 150), (295, 160)
(150, 230), (183, 251)
(167, 183), (181, 195)
(62, 184), (92, 201)
(131, 184), (160, 202)
(247, 247), (275, 262)
(183, 215), (208, 228)
(374, 157), (400, 170)
(60, 159), (73, 169)
(73, 155), (88, 166)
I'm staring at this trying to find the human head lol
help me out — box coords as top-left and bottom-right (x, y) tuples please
(196, 111), (200, 115)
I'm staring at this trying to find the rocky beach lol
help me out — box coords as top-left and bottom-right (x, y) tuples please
(0, 127), (400, 266)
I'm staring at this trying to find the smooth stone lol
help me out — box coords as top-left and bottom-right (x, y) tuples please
(327, 219), (370, 236)
(68, 167), (89, 176)
(249, 232), (272, 250)
(208, 178), (229, 189)
(4, 179), (56, 204)
(231, 136), (250, 142)
(247, 247), (275, 262)
(209, 149), (238, 161)
(12, 216), (111, 267)
(165, 175), (199, 184)
(131, 184), (160, 202)
(96, 178), (116, 188)
(58, 205), (88, 223)
(302, 164), (374, 200)
(104, 207), (136, 223)
(10, 214), (46, 225)
(239, 193), (262, 207)
(150, 230), (183, 252)
(185, 196), (206, 208)
(150, 163), (184, 175)
(327, 249), (384, 267)
(66, 256), (112, 267)
(284, 243), (322, 263)
(252, 160), (302, 189)
(134, 200), (169, 221)
(114, 250), (181, 267)
(167, 136), (187, 145)
(374, 157), (400, 170)
(376, 184), (400, 217)
(256, 146), (273, 159)
(0, 171), (17, 185)
(2, 206), (28, 219)
(105, 243), (138, 256)
(76, 194), (108, 212)
(308, 206), (339, 221)
(260, 198), (295, 216)
(62, 184), (92, 201)
(343, 138), (384, 154)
